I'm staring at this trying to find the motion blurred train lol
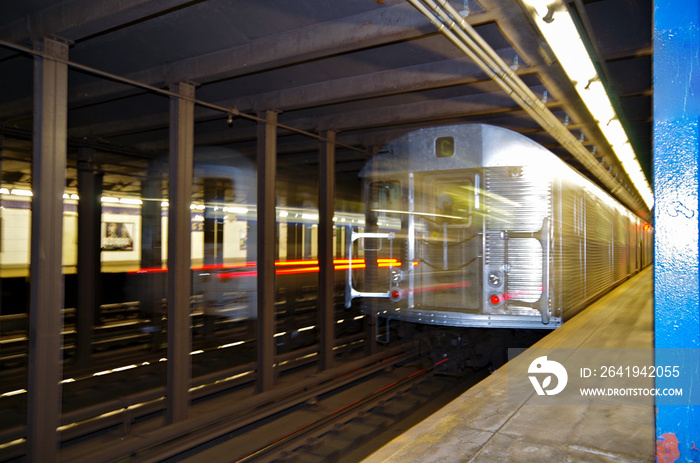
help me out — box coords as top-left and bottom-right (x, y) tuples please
(0, 149), (365, 323)
(346, 124), (652, 330)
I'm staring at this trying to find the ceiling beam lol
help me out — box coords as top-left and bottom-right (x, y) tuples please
(134, 87), (550, 151)
(0, 0), (197, 45)
(67, 51), (530, 139)
(0, 3), (502, 121)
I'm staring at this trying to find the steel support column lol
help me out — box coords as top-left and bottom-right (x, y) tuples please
(0, 135), (3, 318)
(141, 161), (165, 350)
(76, 147), (103, 365)
(142, 161), (164, 268)
(256, 110), (277, 393)
(27, 37), (68, 463)
(653, 0), (700, 458)
(319, 131), (336, 371)
(167, 81), (195, 423)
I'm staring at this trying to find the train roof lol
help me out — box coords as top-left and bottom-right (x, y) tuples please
(359, 124), (560, 178)
(360, 123), (644, 222)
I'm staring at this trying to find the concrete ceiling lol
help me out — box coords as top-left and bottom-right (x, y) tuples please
(0, 0), (651, 216)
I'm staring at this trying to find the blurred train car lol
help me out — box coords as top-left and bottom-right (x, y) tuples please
(0, 145), (366, 330)
(0, 195), (364, 291)
(346, 124), (653, 333)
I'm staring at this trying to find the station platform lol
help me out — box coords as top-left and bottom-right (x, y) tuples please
(364, 267), (654, 463)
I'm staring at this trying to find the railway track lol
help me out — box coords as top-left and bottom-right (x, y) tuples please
(154, 358), (488, 463)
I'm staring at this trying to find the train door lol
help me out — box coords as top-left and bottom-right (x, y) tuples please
(414, 172), (481, 310)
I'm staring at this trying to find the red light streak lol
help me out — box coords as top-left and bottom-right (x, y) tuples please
(275, 259), (318, 266)
(128, 266), (167, 274)
(373, 381), (398, 394)
(333, 264), (366, 270)
(127, 257), (411, 276)
(217, 270), (258, 279)
(275, 266), (320, 275)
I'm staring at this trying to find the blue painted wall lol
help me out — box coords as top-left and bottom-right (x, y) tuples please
(654, 0), (700, 460)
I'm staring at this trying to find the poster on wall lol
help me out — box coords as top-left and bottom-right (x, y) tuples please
(102, 222), (134, 251)
(239, 227), (247, 251)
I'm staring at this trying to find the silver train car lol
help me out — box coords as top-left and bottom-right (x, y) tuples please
(346, 124), (652, 330)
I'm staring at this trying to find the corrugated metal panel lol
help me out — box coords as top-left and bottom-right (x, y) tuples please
(613, 214), (628, 282)
(506, 238), (543, 303)
(585, 195), (612, 297)
(556, 186), (585, 311)
(485, 166), (550, 305)
(629, 220), (638, 273)
(485, 166), (550, 233)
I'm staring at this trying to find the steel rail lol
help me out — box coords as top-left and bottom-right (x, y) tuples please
(234, 359), (441, 463)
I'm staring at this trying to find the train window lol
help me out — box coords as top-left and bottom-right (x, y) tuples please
(435, 136), (455, 157)
(369, 181), (402, 229)
(435, 181), (473, 226)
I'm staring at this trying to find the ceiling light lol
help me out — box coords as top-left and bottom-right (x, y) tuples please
(521, 0), (654, 210)
(119, 198), (143, 205)
(11, 189), (33, 196)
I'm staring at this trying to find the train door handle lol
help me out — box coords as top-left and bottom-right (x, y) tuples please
(344, 231), (395, 308)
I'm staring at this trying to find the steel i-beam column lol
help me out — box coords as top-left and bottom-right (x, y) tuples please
(142, 161), (165, 350)
(654, 0), (700, 458)
(77, 147), (103, 365)
(0, 135), (3, 318)
(319, 130), (336, 371)
(256, 110), (277, 393)
(27, 37), (68, 463)
(142, 161), (164, 268)
(167, 81), (195, 423)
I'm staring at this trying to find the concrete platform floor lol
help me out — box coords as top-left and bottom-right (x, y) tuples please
(364, 267), (654, 463)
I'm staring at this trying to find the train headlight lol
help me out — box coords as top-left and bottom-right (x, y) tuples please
(390, 269), (402, 283)
(488, 271), (503, 287)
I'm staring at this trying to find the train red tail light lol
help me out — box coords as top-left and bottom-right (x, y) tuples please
(489, 293), (502, 305)
(390, 289), (401, 301)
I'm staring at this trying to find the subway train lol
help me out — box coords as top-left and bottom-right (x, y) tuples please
(0, 146), (365, 336)
(346, 123), (653, 334)
(0, 192), (363, 308)
(0, 179), (366, 363)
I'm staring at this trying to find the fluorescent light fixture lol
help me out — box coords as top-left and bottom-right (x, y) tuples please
(521, 0), (654, 210)
(228, 206), (249, 214)
(11, 189), (33, 196)
(101, 196), (119, 203)
(119, 198), (143, 205)
(0, 188), (9, 194)
(161, 201), (169, 207)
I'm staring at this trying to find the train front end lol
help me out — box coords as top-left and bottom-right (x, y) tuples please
(346, 124), (560, 330)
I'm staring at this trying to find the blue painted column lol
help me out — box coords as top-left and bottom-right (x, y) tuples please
(654, 0), (700, 461)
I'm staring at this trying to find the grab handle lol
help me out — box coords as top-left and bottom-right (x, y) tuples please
(345, 231), (394, 308)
